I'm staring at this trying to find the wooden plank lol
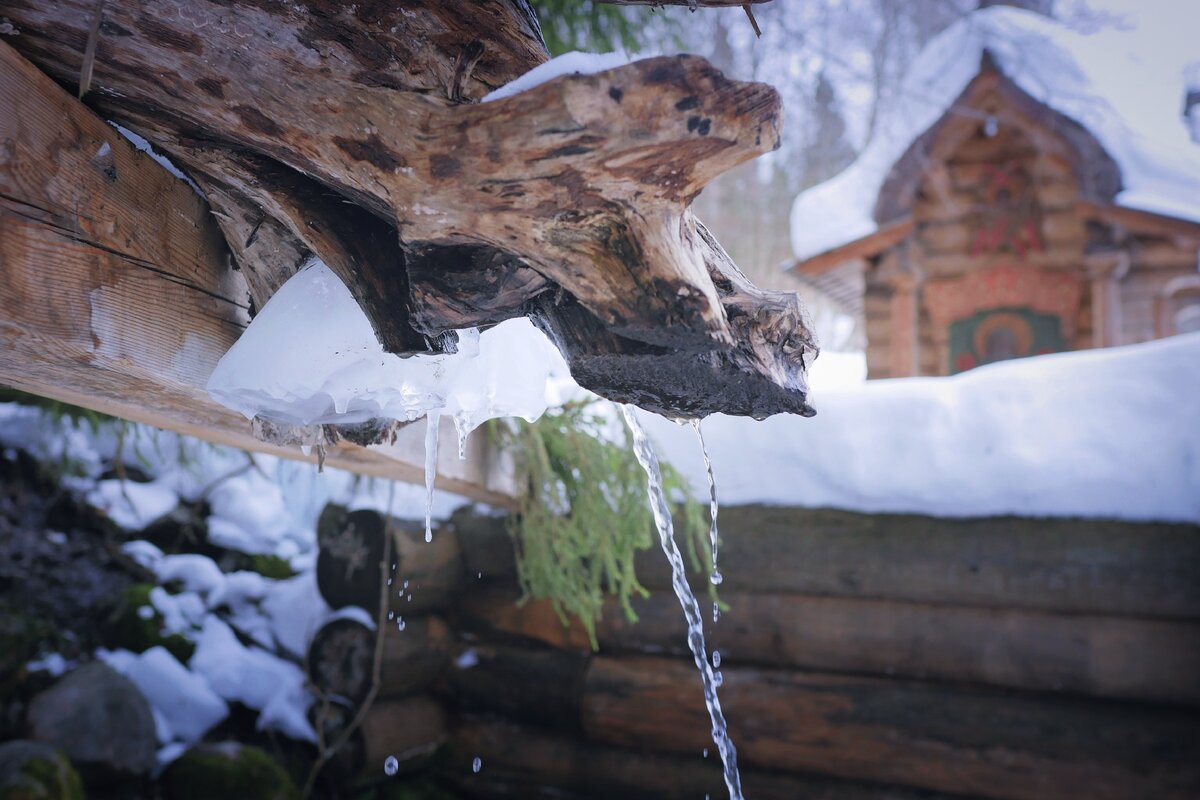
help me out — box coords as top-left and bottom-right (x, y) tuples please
(788, 216), (914, 276)
(457, 586), (1200, 706)
(0, 41), (514, 507)
(581, 655), (1200, 800)
(1079, 200), (1200, 241)
(628, 506), (1200, 620)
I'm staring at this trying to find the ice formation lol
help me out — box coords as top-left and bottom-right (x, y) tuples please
(206, 260), (563, 438)
(481, 50), (631, 103)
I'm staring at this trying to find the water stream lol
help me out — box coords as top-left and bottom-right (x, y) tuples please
(621, 405), (743, 800)
(423, 412), (440, 543)
(691, 419), (722, 587)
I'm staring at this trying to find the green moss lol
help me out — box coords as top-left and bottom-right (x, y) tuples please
(0, 748), (84, 800)
(248, 554), (294, 580)
(488, 400), (715, 649)
(103, 584), (194, 663)
(161, 744), (297, 800)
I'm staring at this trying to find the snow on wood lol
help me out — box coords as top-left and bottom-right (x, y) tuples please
(0, 41), (516, 506)
(790, 6), (1200, 261)
(642, 331), (1200, 523)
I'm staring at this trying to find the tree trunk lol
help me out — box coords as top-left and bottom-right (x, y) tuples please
(0, 0), (816, 419)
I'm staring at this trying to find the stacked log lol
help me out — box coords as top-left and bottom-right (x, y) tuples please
(308, 504), (461, 785)
(446, 505), (1200, 800)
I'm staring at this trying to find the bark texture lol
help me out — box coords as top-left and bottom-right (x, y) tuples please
(0, 0), (816, 419)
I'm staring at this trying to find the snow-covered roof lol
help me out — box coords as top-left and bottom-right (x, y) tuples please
(789, 6), (1200, 263)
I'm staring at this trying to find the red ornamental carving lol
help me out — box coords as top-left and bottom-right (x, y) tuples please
(924, 263), (1082, 337)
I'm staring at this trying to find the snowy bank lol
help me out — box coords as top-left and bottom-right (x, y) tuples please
(642, 333), (1200, 523)
(790, 5), (1200, 261)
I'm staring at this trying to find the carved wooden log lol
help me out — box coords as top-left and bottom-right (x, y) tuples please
(1, 0), (815, 419)
(444, 718), (970, 800)
(315, 505), (463, 616)
(457, 585), (1200, 705)
(306, 615), (453, 709)
(580, 656), (1200, 800)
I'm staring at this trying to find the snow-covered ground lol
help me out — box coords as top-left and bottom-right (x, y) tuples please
(641, 332), (1200, 524)
(0, 404), (469, 769)
(790, 4), (1200, 260)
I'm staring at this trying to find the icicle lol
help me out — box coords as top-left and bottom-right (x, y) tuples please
(691, 419), (721, 586)
(424, 411), (440, 543)
(453, 415), (470, 460)
(620, 405), (743, 800)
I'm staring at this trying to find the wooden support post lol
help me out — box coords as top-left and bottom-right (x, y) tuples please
(0, 42), (515, 506)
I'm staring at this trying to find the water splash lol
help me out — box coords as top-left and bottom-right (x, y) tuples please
(691, 419), (722, 586)
(424, 412), (440, 543)
(620, 405), (742, 800)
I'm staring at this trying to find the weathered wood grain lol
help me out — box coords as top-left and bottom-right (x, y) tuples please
(0, 41), (515, 505)
(457, 585), (1200, 705)
(445, 717), (972, 800)
(581, 655), (1200, 800)
(1, 0), (816, 418)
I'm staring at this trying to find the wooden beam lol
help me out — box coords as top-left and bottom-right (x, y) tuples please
(0, 41), (515, 507)
(1078, 200), (1200, 241)
(458, 585), (1200, 706)
(788, 216), (914, 276)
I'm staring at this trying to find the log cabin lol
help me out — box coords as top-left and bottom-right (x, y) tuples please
(787, 7), (1200, 378)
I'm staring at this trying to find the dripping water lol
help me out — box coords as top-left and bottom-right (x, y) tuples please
(453, 415), (470, 460)
(424, 411), (440, 543)
(691, 419), (722, 587)
(620, 405), (743, 800)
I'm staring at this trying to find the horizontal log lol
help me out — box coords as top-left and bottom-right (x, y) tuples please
(581, 655), (1200, 800)
(447, 645), (590, 732)
(0, 41), (516, 506)
(315, 506), (464, 616)
(306, 615), (452, 709)
(456, 586), (1200, 705)
(443, 717), (971, 800)
(628, 506), (1200, 619)
(316, 694), (448, 781)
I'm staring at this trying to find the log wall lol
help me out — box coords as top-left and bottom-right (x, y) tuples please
(442, 505), (1200, 800)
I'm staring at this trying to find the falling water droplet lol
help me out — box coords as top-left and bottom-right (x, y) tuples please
(713, 670), (724, 687)
(712, 602), (720, 623)
(472, 756), (482, 773)
(424, 412), (440, 543)
(712, 650), (721, 668)
(703, 748), (709, 758)
(387, 611), (394, 620)
(396, 616), (406, 632)
(621, 405), (743, 800)
(383, 756), (398, 776)
(691, 419), (721, 593)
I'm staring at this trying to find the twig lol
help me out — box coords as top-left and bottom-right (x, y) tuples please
(78, 0), (104, 100)
(301, 482), (396, 798)
(743, 4), (762, 37)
